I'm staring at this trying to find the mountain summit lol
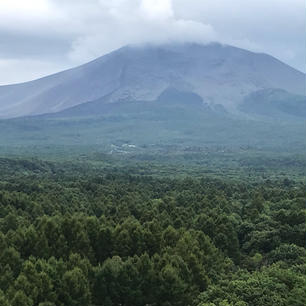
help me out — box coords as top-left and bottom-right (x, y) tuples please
(0, 43), (305, 118)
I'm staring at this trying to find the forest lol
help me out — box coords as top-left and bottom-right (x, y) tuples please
(0, 155), (305, 306)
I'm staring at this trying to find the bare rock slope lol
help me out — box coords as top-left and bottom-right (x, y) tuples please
(0, 43), (304, 118)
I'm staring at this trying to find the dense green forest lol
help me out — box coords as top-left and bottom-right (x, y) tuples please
(0, 155), (305, 306)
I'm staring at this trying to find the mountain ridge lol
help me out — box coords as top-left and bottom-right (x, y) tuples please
(0, 42), (304, 119)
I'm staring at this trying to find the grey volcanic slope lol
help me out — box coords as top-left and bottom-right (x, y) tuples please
(239, 89), (306, 119)
(0, 43), (305, 118)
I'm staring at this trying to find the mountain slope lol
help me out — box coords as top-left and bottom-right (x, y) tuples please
(239, 89), (306, 119)
(0, 43), (304, 118)
(0, 86), (305, 153)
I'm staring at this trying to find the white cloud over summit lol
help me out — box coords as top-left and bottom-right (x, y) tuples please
(65, 0), (216, 63)
(0, 0), (304, 84)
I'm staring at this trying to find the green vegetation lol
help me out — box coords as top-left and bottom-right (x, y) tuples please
(0, 95), (305, 152)
(0, 155), (305, 306)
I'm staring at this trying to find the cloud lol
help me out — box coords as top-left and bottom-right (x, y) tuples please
(0, 0), (51, 17)
(0, 0), (304, 85)
(139, 0), (174, 20)
(0, 0), (64, 33)
(67, 0), (216, 63)
(173, 0), (305, 70)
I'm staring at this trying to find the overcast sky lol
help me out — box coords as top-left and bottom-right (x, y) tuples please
(0, 0), (304, 85)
